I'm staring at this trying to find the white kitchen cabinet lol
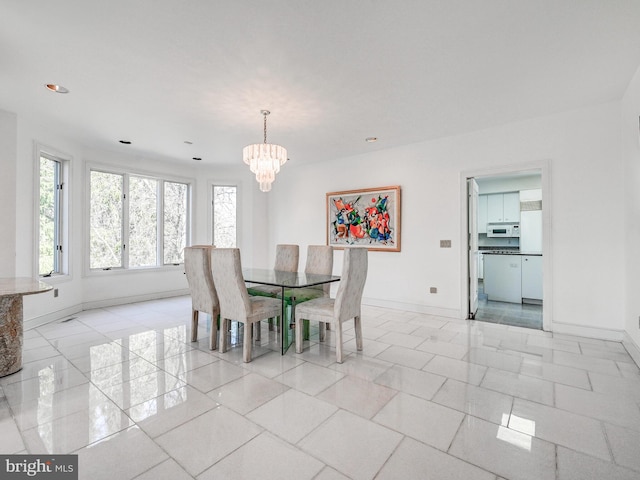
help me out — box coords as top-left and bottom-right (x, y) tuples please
(520, 189), (542, 202)
(486, 192), (520, 223)
(483, 254), (522, 303)
(487, 194), (504, 222)
(503, 192), (520, 222)
(478, 195), (488, 233)
(520, 210), (542, 253)
(521, 255), (543, 300)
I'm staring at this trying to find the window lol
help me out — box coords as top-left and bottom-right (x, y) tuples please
(129, 176), (158, 267)
(89, 168), (191, 270)
(90, 171), (123, 269)
(38, 154), (67, 276)
(164, 181), (188, 264)
(212, 185), (237, 248)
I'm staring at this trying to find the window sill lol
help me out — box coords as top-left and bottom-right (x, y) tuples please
(38, 274), (72, 285)
(84, 264), (184, 278)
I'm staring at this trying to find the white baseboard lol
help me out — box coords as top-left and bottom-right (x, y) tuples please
(82, 289), (189, 310)
(24, 289), (189, 331)
(552, 321), (625, 342)
(362, 297), (461, 319)
(623, 333), (640, 369)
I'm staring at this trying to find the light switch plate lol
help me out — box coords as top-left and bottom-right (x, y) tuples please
(440, 240), (452, 248)
(430, 287), (437, 294)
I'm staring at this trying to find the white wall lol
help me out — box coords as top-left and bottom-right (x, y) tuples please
(0, 110), (17, 277)
(270, 101), (626, 336)
(622, 65), (640, 353)
(9, 111), (267, 326)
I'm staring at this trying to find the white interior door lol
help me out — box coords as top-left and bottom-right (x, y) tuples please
(468, 178), (479, 318)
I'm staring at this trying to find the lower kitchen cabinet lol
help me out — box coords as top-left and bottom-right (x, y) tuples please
(521, 255), (543, 300)
(483, 254), (522, 303)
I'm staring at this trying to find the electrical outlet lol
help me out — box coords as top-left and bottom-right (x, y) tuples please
(440, 240), (452, 248)
(53, 288), (58, 298)
(430, 287), (437, 294)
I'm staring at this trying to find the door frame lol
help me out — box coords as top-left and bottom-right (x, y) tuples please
(459, 160), (553, 332)
(468, 178), (479, 318)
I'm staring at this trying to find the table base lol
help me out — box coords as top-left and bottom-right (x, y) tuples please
(0, 295), (23, 377)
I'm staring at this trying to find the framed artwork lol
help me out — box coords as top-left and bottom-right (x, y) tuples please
(326, 185), (401, 252)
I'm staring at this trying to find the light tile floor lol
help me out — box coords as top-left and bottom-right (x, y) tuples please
(2, 296), (640, 480)
(476, 280), (543, 330)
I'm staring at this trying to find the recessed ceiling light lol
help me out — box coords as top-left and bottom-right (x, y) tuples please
(192, 157), (202, 161)
(45, 84), (69, 94)
(365, 137), (378, 143)
(119, 140), (132, 145)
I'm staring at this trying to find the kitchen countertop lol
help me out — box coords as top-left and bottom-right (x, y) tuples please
(481, 251), (542, 256)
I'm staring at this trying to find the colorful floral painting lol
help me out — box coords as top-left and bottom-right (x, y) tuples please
(326, 186), (401, 252)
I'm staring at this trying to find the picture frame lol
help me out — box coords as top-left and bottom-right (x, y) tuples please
(326, 185), (401, 252)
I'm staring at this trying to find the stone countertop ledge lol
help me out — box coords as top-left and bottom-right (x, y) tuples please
(0, 277), (53, 296)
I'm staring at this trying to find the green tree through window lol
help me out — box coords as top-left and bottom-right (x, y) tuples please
(164, 181), (188, 264)
(213, 186), (237, 248)
(90, 171), (123, 269)
(39, 156), (60, 275)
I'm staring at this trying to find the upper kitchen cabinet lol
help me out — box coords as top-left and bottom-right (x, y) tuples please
(487, 192), (520, 223)
(478, 194), (488, 234)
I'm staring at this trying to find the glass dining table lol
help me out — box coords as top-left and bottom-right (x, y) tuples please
(243, 269), (340, 354)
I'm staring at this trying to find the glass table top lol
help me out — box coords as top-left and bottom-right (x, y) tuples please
(242, 269), (340, 288)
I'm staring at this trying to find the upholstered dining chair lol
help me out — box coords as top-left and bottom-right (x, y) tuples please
(295, 247), (368, 363)
(280, 245), (333, 334)
(247, 244), (299, 297)
(247, 244), (299, 332)
(184, 245), (219, 350)
(211, 248), (283, 363)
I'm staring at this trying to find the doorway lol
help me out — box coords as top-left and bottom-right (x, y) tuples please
(463, 165), (550, 331)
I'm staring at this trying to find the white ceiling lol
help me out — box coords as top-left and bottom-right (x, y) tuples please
(2, 1), (640, 166)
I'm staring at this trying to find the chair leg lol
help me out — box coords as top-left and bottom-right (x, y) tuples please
(354, 315), (363, 351)
(219, 318), (229, 352)
(209, 313), (218, 351)
(243, 321), (253, 363)
(295, 315), (303, 353)
(191, 310), (198, 342)
(319, 322), (326, 342)
(255, 321), (261, 342)
(268, 318), (274, 331)
(335, 321), (343, 363)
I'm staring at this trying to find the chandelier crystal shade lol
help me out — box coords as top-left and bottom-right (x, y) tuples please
(243, 110), (287, 192)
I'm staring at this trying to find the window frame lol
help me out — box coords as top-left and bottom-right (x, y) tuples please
(85, 163), (193, 276)
(34, 144), (71, 281)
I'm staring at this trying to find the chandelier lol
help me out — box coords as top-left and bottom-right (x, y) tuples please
(243, 110), (288, 192)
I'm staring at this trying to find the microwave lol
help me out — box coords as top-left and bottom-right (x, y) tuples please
(487, 223), (520, 238)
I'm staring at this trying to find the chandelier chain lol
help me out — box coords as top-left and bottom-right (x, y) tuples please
(263, 112), (267, 144)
